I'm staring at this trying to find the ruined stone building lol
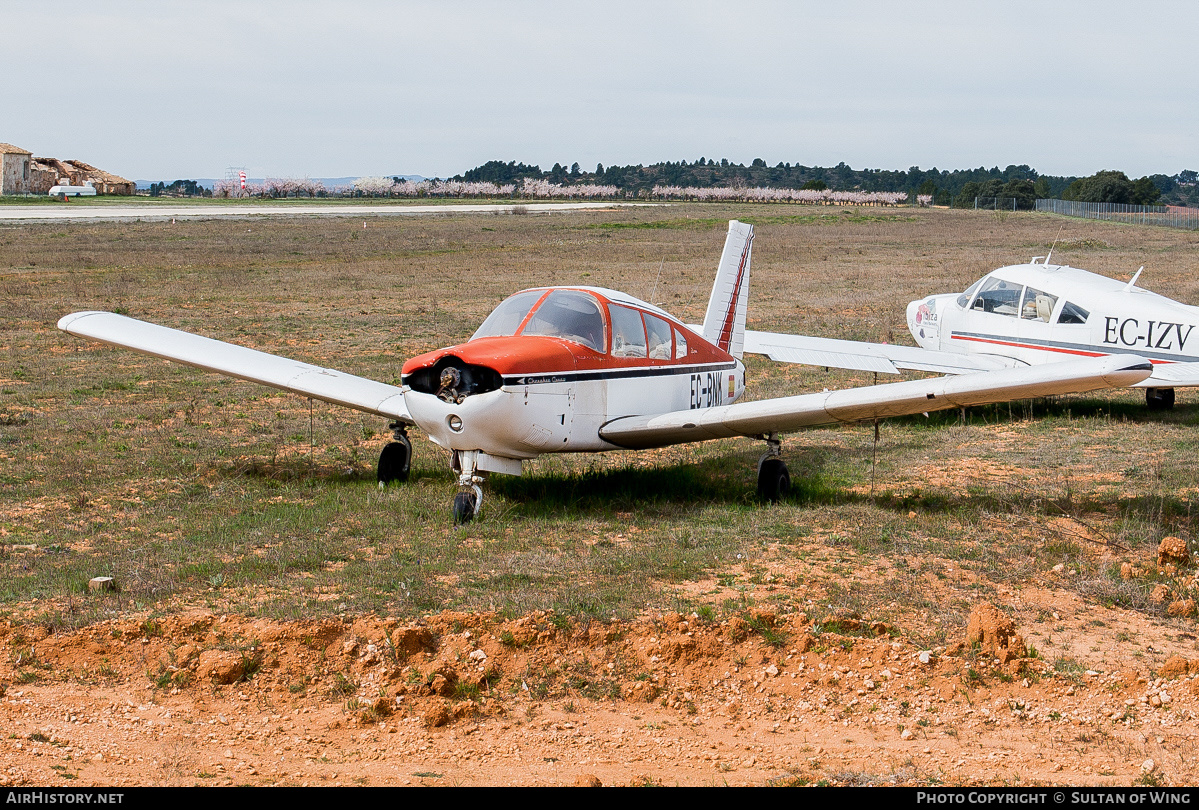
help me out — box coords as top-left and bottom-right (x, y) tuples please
(0, 143), (32, 195)
(0, 142), (133, 195)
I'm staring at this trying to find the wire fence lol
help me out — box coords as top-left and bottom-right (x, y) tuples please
(973, 196), (1026, 211)
(1036, 198), (1199, 230)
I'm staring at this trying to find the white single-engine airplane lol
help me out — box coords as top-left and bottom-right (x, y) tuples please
(59, 222), (1152, 522)
(747, 253), (1199, 412)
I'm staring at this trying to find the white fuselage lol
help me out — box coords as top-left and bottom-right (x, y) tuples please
(907, 262), (1199, 382)
(407, 356), (746, 462)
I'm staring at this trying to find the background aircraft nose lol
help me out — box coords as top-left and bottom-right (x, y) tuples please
(906, 299), (920, 328)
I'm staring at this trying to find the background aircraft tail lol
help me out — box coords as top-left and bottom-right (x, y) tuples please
(701, 220), (754, 358)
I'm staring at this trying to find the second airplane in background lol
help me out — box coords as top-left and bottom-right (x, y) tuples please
(747, 254), (1199, 410)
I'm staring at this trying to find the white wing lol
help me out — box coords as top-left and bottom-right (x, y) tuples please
(600, 354), (1152, 449)
(743, 329), (1012, 375)
(58, 311), (412, 423)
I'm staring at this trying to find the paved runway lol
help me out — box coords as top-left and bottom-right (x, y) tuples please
(0, 201), (659, 223)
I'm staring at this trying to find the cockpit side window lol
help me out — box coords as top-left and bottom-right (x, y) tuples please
(610, 304), (648, 358)
(957, 277), (986, 308)
(520, 290), (606, 351)
(971, 277), (1023, 316)
(1020, 286), (1059, 322)
(471, 290), (546, 340)
(1057, 301), (1090, 325)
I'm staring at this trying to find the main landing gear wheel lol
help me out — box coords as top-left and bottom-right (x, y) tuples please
(757, 457), (791, 503)
(1146, 387), (1176, 411)
(377, 436), (412, 486)
(452, 484), (483, 525)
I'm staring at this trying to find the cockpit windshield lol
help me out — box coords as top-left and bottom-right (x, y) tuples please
(519, 290), (606, 351)
(472, 290), (545, 340)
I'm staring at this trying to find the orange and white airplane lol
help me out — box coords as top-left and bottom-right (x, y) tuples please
(58, 221), (1152, 522)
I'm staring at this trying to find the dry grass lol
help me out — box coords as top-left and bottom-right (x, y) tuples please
(2, 205), (1199, 636)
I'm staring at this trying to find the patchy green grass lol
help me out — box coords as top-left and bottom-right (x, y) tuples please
(2, 205), (1197, 632)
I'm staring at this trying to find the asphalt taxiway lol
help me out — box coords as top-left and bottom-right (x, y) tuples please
(0, 201), (658, 223)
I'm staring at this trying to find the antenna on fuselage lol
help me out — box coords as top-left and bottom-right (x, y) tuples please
(649, 258), (664, 305)
(1043, 225), (1065, 266)
(1123, 266), (1144, 293)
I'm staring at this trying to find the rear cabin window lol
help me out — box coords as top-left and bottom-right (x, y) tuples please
(971, 277), (1022, 316)
(610, 304), (648, 358)
(1057, 301), (1090, 324)
(1020, 287), (1058, 322)
(520, 290), (606, 351)
(645, 313), (673, 360)
(674, 328), (689, 359)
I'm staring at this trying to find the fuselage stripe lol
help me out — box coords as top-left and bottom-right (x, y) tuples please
(499, 361), (739, 387)
(949, 331), (1198, 364)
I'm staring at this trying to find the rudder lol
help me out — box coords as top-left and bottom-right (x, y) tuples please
(701, 219), (754, 358)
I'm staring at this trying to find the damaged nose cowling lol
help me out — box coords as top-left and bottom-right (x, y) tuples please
(401, 336), (578, 461)
(404, 355), (503, 402)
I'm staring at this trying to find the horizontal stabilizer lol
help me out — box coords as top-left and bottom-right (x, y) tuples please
(57, 311), (412, 423)
(1136, 360), (1199, 388)
(600, 354), (1152, 449)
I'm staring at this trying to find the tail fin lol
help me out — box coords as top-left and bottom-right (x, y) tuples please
(701, 220), (754, 358)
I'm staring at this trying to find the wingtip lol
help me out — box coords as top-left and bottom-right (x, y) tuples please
(57, 310), (110, 333)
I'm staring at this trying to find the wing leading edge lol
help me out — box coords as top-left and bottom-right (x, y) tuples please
(57, 311), (412, 423)
(599, 354), (1152, 449)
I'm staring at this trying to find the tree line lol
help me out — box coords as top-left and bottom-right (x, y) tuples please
(453, 159), (1199, 208)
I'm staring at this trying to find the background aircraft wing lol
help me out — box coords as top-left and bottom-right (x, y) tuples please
(743, 329), (1013, 375)
(600, 354), (1151, 449)
(58, 311), (412, 423)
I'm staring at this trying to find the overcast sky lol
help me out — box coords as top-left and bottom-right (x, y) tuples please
(6, 1), (1195, 181)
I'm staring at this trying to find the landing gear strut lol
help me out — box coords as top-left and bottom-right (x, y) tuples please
(1146, 387), (1176, 411)
(377, 423), (412, 487)
(756, 432), (790, 503)
(450, 450), (486, 524)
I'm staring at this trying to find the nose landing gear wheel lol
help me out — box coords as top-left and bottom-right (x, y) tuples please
(757, 457), (790, 503)
(452, 484), (484, 525)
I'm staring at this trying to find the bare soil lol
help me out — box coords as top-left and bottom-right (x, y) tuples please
(1, 578), (1197, 787)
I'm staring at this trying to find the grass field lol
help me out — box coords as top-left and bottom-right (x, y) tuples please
(3, 204), (1198, 645)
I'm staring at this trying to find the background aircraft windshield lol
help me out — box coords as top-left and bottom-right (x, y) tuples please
(957, 277), (986, 308)
(520, 290), (606, 351)
(971, 277), (1022, 316)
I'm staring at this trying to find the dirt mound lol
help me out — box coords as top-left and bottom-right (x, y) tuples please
(0, 605), (1197, 786)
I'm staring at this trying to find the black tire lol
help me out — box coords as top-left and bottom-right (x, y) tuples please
(757, 458), (791, 503)
(1146, 387), (1176, 411)
(452, 491), (477, 524)
(377, 438), (411, 485)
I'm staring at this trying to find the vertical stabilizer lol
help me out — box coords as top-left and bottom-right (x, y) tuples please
(701, 220), (754, 358)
